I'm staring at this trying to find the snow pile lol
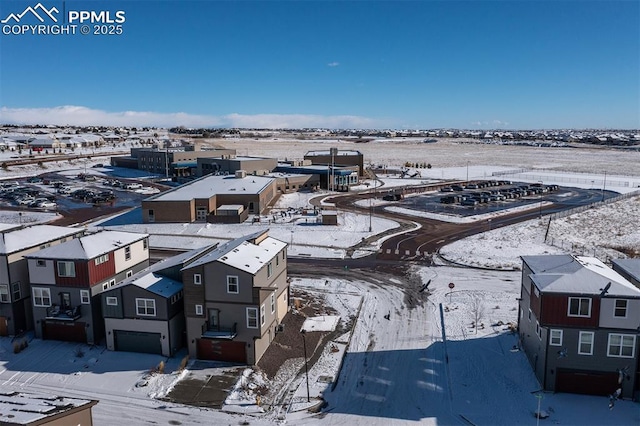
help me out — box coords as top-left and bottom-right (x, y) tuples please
(301, 316), (341, 333)
(224, 368), (268, 411)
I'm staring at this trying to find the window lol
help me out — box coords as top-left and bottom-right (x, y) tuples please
(57, 261), (76, 277)
(614, 300), (627, 318)
(227, 276), (239, 294)
(194, 274), (202, 285)
(109, 279), (116, 287)
(608, 334), (635, 358)
(528, 309), (531, 321)
(0, 285), (9, 303)
(267, 262), (273, 278)
(276, 255), (279, 266)
(95, 254), (109, 265)
(136, 298), (156, 316)
(80, 290), (90, 304)
(195, 304), (203, 315)
(125, 246), (131, 261)
(106, 297), (118, 306)
(102, 282), (109, 291)
(578, 331), (594, 355)
(33, 288), (51, 307)
(126, 270), (133, 278)
(271, 293), (276, 314)
(535, 322), (542, 340)
(247, 307), (258, 328)
(143, 238), (148, 250)
(550, 329), (563, 346)
(36, 259), (46, 267)
(568, 297), (591, 317)
(260, 304), (266, 326)
(11, 282), (21, 301)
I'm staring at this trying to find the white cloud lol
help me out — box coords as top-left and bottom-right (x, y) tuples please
(327, 61), (340, 67)
(0, 105), (380, 129)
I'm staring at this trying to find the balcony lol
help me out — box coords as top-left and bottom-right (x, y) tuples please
(201, 321), (237, 340)
(45, 304), (82, 321)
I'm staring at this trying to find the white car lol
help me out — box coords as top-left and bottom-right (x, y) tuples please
(37, 200), (57, 209)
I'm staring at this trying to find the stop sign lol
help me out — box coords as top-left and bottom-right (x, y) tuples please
(448, 282), (455, 289)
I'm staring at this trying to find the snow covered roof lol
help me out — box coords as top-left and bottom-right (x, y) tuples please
(26, 230), (147, 260)
(183, 230), (286, 274)
(611, 259), (640, 283)
(116, 271), (182, 298)
(0, 391), (97, 425)
(522, 255), (640, 297)
(0, 225), (82, 254)
(305, 150), (362, 156)
(146, 174), (275, 202)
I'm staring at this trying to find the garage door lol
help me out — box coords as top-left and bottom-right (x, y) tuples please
(42, 321), (86, 343)
(196, 339), (246, 363)
(556, 369), (618, 396)
(114, 330), (162, 355)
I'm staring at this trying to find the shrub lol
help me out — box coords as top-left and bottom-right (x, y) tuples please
(178, 355), (189, 371)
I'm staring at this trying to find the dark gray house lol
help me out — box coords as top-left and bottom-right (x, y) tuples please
(101, 244), (217, 356)
(518, 255), (640, 399)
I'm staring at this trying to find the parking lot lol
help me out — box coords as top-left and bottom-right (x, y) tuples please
(398, 180), (610, 217)
(0, 170), (160, 218)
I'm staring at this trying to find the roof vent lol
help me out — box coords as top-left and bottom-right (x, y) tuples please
(235, 170), (247, 179)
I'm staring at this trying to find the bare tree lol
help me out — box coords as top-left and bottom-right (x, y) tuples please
(470, 296), (485, 334)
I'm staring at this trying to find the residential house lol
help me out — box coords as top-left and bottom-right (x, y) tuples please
(0, 391), (98, 425)
(100, 246), (216, 356)
(26, 230), (149, 345)
(182, 230), (289, 364)
(518, 255), (640, 399)
(0, 224), (84, 337)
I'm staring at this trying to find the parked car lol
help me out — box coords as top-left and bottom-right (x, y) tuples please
(37, 200), (57, 209)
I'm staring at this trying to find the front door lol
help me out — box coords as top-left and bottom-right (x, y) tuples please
(60, 292), (71, 310)
(208, 309), (219, 331)
(196, 207), (207, 221)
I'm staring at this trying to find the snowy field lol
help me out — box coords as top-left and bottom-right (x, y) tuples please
(0, 138), (639, 425)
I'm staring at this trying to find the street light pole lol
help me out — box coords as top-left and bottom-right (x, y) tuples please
(301, 329), (310, 402)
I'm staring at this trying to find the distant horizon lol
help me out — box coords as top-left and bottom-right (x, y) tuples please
(2, 1), (638, 130)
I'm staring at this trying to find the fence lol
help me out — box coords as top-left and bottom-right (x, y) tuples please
(544, 190), (640, 264)
(492, 168), (638, 188)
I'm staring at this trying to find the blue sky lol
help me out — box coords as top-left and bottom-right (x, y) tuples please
(1, 0), (638, 129)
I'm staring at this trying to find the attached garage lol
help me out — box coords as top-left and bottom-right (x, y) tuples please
(555, 369), (619, 396)
(114, 330), (162, 355)
(42, 321), (87, 343)
(196, 339), (247, 363)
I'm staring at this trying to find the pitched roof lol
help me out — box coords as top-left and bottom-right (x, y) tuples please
(0, 225), (82, 254)
(182, 230), (286, 274)
(26, 230), (147, 260)
(611, 259), (640, 283)
(522, 255), (640, 297)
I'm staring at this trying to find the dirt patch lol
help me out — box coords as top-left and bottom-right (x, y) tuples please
(162, 362), (244, 409)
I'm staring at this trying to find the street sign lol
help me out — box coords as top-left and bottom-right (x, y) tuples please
(448, 282), (455, 289)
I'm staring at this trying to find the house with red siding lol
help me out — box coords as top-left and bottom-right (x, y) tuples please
(26, 230), (149, 345)
(518, 255), (640, 400)
(0, 224), (84, 337)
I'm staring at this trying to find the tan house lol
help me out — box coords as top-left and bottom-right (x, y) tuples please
(0, 391), (97, 425)
(141, 172), (277, 223)
(181, 230), (289, 365)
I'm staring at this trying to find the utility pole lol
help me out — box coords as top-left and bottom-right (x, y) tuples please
(601, 171), (606, 202)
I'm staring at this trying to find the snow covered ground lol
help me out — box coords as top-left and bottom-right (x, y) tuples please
(1, 139), (639, 425)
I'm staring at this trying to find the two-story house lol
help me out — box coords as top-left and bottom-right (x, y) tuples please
(26, 230), (149, 345)
(0, 224), (84, 336)
(518, 255), (640, 399)
(182, 230), (288, 364)
(100, 246), (217, 356)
